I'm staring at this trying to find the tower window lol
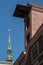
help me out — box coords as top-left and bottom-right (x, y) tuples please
(31, 42), (39, 61)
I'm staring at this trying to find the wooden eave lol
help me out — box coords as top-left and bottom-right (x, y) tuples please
(13, 4), (31, 18)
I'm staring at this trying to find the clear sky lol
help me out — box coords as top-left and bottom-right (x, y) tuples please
(0, 0), (43, 62)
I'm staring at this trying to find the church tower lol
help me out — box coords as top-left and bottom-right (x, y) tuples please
(6, 29), (13, 62)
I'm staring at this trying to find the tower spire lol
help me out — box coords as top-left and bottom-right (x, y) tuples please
(6, 29), (13, 62)
(8, 29), (11, 50)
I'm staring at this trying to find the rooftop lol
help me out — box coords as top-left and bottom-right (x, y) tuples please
(13, 3), (43, 18)
(13, 4), (31, 18)
(27, 3), (43, 9)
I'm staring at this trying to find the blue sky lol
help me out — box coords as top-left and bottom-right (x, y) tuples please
(0, 0), (43, 62)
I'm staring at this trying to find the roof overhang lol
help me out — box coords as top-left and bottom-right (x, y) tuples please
(13, 4), (31, 18)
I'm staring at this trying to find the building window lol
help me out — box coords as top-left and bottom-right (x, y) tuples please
(33, 60), (38, 65)
(40, 63), (43, 65)
(31, 42), (39, 61)
(19, 57), (26, 65)
(38, 36), (43, 53)
(38, 53), (43, 62)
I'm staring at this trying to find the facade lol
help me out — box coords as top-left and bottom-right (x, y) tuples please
(13, 3), (43, 58)
(25, 24), (43, 65)
(13, 3), (43, 65)
(13, 24), (43, 65)
(27, 3), (43, 37)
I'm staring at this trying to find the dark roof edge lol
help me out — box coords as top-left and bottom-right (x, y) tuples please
(14, 51), (25, 64)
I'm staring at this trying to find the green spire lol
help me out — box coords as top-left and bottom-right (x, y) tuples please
(6, 29), (13, 62)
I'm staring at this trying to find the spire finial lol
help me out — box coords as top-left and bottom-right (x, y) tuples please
(8, 29), (11, 43)
(8, 29), (11, 49)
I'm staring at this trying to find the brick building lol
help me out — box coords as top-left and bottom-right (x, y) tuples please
(25, 24), (43, 65)
(13, 3), (43, 65)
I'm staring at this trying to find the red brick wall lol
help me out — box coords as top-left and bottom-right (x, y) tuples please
(31, 9), (43, 37)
